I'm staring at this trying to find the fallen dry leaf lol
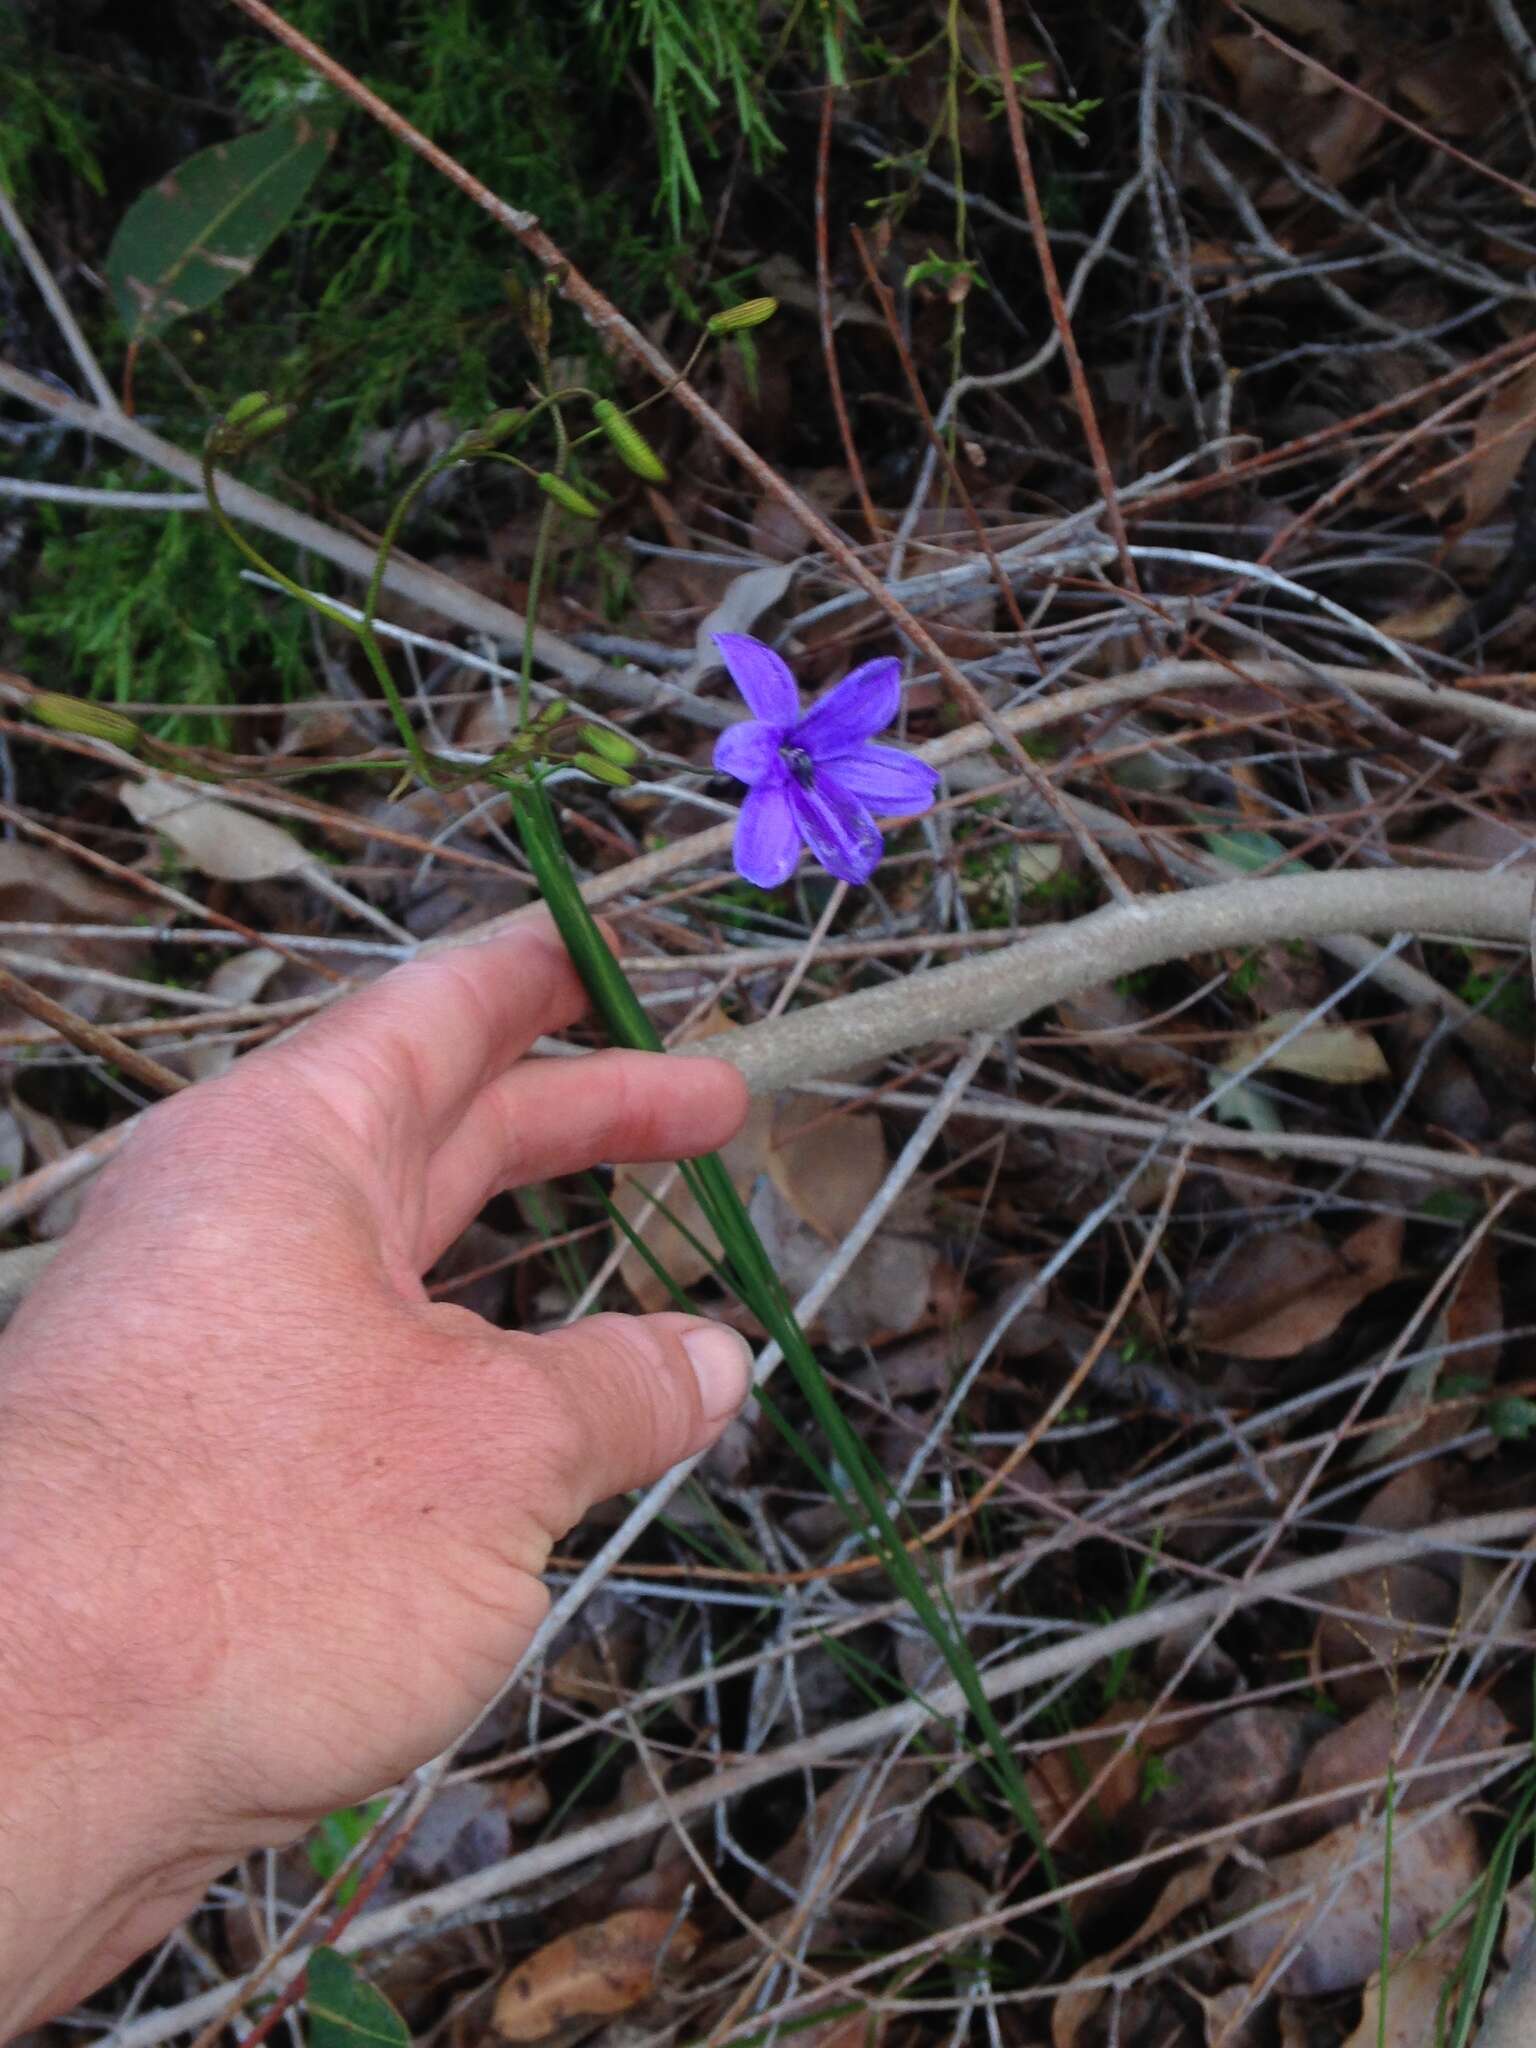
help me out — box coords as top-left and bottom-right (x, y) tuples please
(492, 1907), (699, 2042)
(1343, 1936), (1468, 2048)
(1222, 1810), (1480, 1995)
(767, 1104), (887, 1244)
(1187, 1213), (1402, 1359)
(182, 947), (286, 1082)
(1053, 1858), (1218, 2048)
(1224, 1009), (1389, 1085)
(1058, 981), (1191, 1089)
(1456, 360), (1536, 536)
(1296, 1684), (1510, 1838)
(1138, 1705), (1318, 1855)
(120, 774), (311, 882)
(1028, 1705), (1198, 1858)
(1377, 592), (1469, 644)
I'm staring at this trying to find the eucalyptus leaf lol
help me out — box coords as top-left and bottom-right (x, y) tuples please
(306, 1947), (410, 2048)
(106, 114), (336, 342)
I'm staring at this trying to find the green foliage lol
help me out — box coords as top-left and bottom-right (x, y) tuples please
(1226, 949), (1262, 998)
(1139, 1754), (1176, 1802)
(582, 0), (784, 231)
(306, 1797), (389, 1905)
(1454, 964), (1533, 1033)
(1488, 1396), (1536, 1442)
(306, 1946), (410, 2048)
(1418, 1188), (1483, 1225)
(14, 496), (312, 740)
(106, 113), (338, 342)
(0, 4), (103, 201)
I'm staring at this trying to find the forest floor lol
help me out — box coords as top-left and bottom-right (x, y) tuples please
(4, 2), (1536, 2044)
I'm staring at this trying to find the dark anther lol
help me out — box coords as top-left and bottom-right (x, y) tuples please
(781, 743), (816, 790)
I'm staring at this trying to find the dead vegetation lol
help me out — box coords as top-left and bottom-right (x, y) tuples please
(4, 0), (1536, 2043)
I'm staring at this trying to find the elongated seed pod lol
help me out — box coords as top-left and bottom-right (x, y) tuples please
(706, 296), (778, 335)
(537, 473), (601, 518)
(592, 399), (667, 482)
(578, 723), (640, 766)
(30, 694), (140, 747)
(223, 390), (274, 427)
(572, 750), (634, 787)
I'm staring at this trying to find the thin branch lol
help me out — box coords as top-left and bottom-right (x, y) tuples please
(1219, 0), (1536, 207)
(103, 1508), (1536, 2048)
(0, 967), (187, 1096)
(0, 360), (622, 696)
(0, 479), (205, 510)
(1487, 0), (1536, 86)
(0, 183), (120, 414)
(980, 0), (1139, 593)
(719, 868), (1536, 1095)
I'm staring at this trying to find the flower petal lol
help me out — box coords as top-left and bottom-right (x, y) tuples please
(733, 774), (802, 888)
(713, 719), (783, 787)
(820, 742), (940, 815)
(712, 633), (799, 725)
(787, 776), (884, 885)
(793, 657), (903, 756)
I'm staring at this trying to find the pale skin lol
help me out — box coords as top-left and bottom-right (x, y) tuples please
(0, 918), (753, 2033)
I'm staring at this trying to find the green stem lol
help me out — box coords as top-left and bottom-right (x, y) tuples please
(504, 774), (1069, 1929)
(201, 447), (437, 787)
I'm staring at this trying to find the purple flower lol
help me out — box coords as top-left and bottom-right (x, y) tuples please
(711, 633), (939, 888)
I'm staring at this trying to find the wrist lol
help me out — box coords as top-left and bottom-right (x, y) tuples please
(0, 1387), (220, 2029)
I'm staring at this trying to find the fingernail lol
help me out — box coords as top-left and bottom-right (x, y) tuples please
(682, 1325), (754, 1423)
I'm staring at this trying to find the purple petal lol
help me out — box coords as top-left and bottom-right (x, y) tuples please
(713, 719), (783, 787)
(820, 743), (939, 815)
(713, 633), (799, 725)
(787, 777), (884, 885)
(793, 657), (902, 757)
(733, 774), (801, 888)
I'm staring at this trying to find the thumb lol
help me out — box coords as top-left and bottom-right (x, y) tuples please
(510, 1310), (755, 1526)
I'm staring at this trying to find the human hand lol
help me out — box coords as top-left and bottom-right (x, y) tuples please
(0, 919), (751, 2029)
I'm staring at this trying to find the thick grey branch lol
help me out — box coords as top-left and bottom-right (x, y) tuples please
(717, 869), (1536, 1093)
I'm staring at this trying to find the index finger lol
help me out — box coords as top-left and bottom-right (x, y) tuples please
(246, 915), (589, 1153)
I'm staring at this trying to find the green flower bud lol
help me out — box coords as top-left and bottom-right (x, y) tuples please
(453, 407), (527, 458)
(536, 473), (601, 519)
(572, 750), (634, 787)
(592, 399), (667, 482)
(247, 402), (293, 442)
(578, 723), (640, 767)
(206, 397), (293, 459)
(224, 389), (274, 427)
(706, 296), (778, 336)
(30, 693), (139, 747)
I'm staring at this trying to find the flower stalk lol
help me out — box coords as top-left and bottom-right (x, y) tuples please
(503, 772), (1065, 1916)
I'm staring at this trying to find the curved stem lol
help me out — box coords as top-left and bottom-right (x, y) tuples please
(719, 866), (1536, 1095)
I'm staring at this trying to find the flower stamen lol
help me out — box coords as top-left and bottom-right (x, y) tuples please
(780, 742), (817, 791)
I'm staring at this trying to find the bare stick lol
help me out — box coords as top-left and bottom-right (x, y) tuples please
(981, 0), (1138, 593)
(0, 360), (612, 695)
(718, 867), (1535, 1094)
(0, 184), (120, 414)
(1487, 0), (1536, 86)
(103, 1508), (1536, 2048)
(0, 968), (187, 1096)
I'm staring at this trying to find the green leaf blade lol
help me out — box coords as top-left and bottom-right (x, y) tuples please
(106, 113), (337, 341)
(307, 1947), (410, 2048)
